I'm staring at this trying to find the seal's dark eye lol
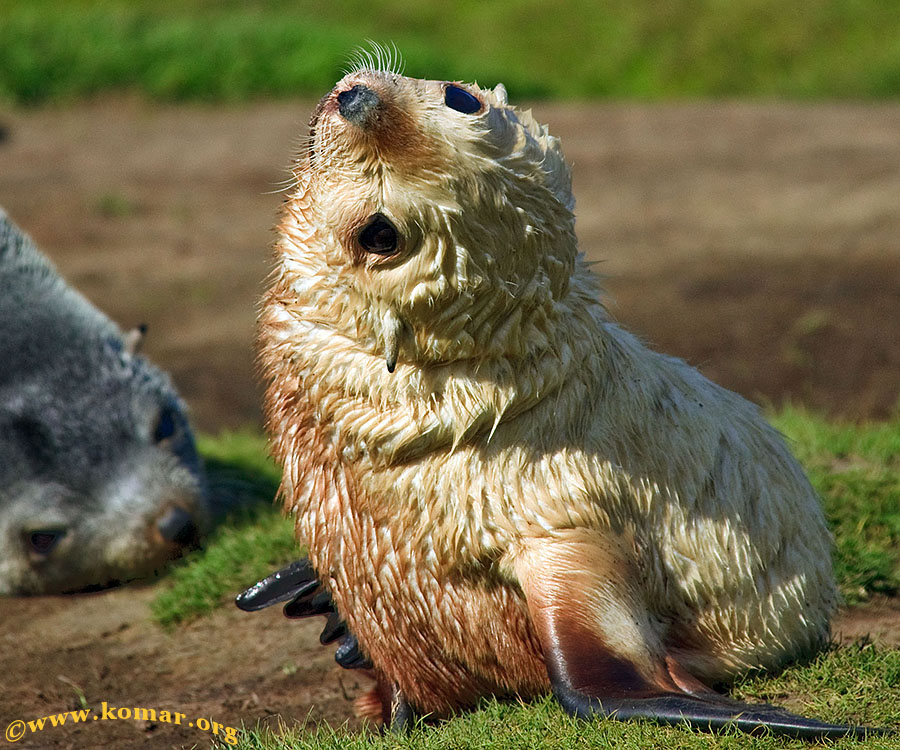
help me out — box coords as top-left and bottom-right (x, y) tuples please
(28, 529), (66, 557)
(444, 85), (481, 114)
(154, 406), (178, 443)
(358, 214), (399, 256)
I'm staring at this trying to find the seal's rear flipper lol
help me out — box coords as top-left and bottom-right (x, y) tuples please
(513, 530), (891, 739)
(553, 685), (888, 739)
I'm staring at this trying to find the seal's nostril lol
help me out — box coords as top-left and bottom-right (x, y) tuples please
(337, 84), (381, 126)
(156, 506), (197, 546)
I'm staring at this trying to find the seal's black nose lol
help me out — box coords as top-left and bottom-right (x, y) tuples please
(337, 84), (381, 126)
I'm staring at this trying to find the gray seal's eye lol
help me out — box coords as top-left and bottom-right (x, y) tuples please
(358, 214), (399, 255)
(28, 529), (66, 557)
(154, 405), (178, 443)
(444, 84), (481, 114)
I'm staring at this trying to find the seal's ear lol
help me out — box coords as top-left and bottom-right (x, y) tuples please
(123, 324), (148, 355)
(493, 83), (508, 106)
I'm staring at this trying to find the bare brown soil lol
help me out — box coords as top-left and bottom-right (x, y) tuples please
(1, 100), (898, 748)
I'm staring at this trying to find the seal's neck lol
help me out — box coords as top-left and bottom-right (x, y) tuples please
(262, 267), (606, 468)
(262, 179), (606, 464)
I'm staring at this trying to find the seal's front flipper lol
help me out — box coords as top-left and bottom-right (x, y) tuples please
(235, 557), (374, 670)
(234, 557), (321, 611)
(235, 557), (339, 620)
(235, 556), (335, 620)
(513, 530), (889, 739)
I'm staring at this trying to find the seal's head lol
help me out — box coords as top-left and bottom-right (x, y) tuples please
(281, 57), (579, 372)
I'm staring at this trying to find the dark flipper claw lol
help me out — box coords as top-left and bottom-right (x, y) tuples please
(335, 633), (373, 670)
(234, 558), (320, 611)
(283, 587), (334, 618)
(374, 679), (415, 733)
(320, 610), (348, 644)
(387, 689), (415, 733)
(236, 557), (371, 671)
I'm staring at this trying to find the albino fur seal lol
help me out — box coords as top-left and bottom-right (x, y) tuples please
(253, 56), (889, 737)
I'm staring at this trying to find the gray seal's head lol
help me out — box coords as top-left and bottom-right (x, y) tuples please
(0, 208), (208, 594)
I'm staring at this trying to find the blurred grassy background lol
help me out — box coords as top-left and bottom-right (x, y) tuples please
(3, 0), (900, 104)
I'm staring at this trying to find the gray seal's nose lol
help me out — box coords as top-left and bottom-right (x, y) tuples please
(156, 506), (198, 546)
(337, 84), (381, 126)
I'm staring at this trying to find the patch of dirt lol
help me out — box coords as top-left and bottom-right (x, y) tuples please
(1, 100), (898, 748)
(0, 586), (369, 750)
(833, 596), (900, 647)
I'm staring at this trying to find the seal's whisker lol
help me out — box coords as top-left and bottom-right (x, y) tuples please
(262, 163), (306, 195)
(263, 180), (299, 196)
(345, 40), (404, 76)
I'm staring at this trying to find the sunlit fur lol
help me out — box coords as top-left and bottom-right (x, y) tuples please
(259, 68), (837, 716)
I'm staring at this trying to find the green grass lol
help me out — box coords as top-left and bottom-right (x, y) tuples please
(771, 406), (900, 601)
(221, 644), (900, 749)
(4, 0), (900, 104)
(735, 641), (900, 730)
